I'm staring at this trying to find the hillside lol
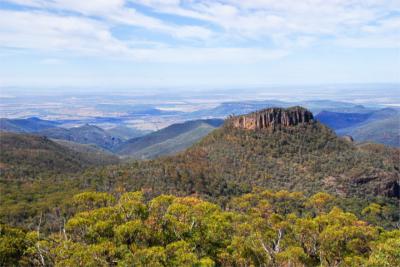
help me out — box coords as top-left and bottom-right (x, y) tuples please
(0, 132), (119, 179)
(0, 132), (120, 229)
(338, 116), (400, 147)
(315, 111), (372, 129)
(0, 117), (60, 132)
(106, 125), (150, 140)
(0, 117), (145, 150)
(116, 119), (224, 158)
(37, 124), (123, 150)
(52, 139), (118, 158)
(317, 108), (400, 147)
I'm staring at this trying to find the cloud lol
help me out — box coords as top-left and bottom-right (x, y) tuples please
(0, 10), (125, 55)
(0, 0), (398, 66)
(131, 0), (400, 48)
(335, 16), (400, 48)
(0, 9), (288, 63)
(3, 0), (213, 40)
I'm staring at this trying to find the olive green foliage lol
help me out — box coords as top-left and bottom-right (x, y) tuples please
(1, 122), (399, 233)
(72, 122), (399, 226)
(2, 191), (399, 267)
(0, 132), (118, 232)
(0, 132), (118, 179)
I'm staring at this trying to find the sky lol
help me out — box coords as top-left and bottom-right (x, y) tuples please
(0, 0), (399, 90)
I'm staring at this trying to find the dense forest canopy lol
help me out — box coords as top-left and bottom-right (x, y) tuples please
(1, 191), (399, 266)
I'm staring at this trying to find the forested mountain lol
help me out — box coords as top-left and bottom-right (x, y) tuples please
(37, 124), (123, 150)
(316, 108), (400, 147)
(85, 107), (399, 201)
(106, 125), (150, 141)
(315, 111), (372, 129)
(0, 117), (60, 133)
(52, 139), (118, 158)
(115, 119), (224, 158)
(0, 117), (126, 150)
(0, 132), (119, 179)
(0, 132), (120, 232)
(0, 116), (225, 157)
(339, 119), (399, 147)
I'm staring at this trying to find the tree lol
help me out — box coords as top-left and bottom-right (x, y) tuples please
(306, 192), (334, 214)
(0, 224), (28, 266)
(367, 230), (400, 267)
(0, 190), (395, 266)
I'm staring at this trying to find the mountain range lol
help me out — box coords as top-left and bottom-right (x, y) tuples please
(187, 99), (376, 119)
(0, 132), (119, 179)
(1, 101), (398, 163)
(0, 117), (60, 132)
(316, 108), (400, 147)
(115, 119), (224, 159)
(0, 117), (225, 158)
(106, 125), (151, 140)
(0, 118), (147, 150)
(36, 124), (123, 150)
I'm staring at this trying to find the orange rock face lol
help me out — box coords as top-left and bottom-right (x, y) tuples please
(231, 106), (314, 130)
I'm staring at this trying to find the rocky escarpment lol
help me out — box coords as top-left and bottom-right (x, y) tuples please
(230, 106), (314, 130)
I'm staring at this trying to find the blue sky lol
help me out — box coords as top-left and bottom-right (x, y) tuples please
(0, 0), (399, 89)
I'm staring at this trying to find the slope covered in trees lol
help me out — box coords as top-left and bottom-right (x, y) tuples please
(0, 117), (60, 133)
(316, 108), (400, 147)
(337, 109), (400, 147)
(315, 111), (372, 129)
(0, 132), (119, 179)
(115, 119), (223, 158)
(37, 124), (123, 150)
(0, 132), (120, 229)
(106, 125), (150, 141)
(1, 191), (399, 266)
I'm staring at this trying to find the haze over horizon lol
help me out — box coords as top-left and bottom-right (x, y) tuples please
(1, 0), (399, 89)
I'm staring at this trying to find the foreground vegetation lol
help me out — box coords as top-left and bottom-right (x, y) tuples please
(1, 190), (399, 266)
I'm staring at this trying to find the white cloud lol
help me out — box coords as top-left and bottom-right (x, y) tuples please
(3, 0), (213, 41)
(0, 10), (126, 55)
(0, 0), (399, 66)
(335, 16), (400, 48)
(48, 0), (125, 15)
(0, 9), (288, 63)
(5, 0), (125, 13)
(130, 0), (400, 48)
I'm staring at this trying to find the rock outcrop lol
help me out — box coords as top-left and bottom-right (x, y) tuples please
(230, 106), (314, 130)
(341, 135), (354, 143)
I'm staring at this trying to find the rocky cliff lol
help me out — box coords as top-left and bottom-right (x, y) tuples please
(230, 106), (314, 130)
